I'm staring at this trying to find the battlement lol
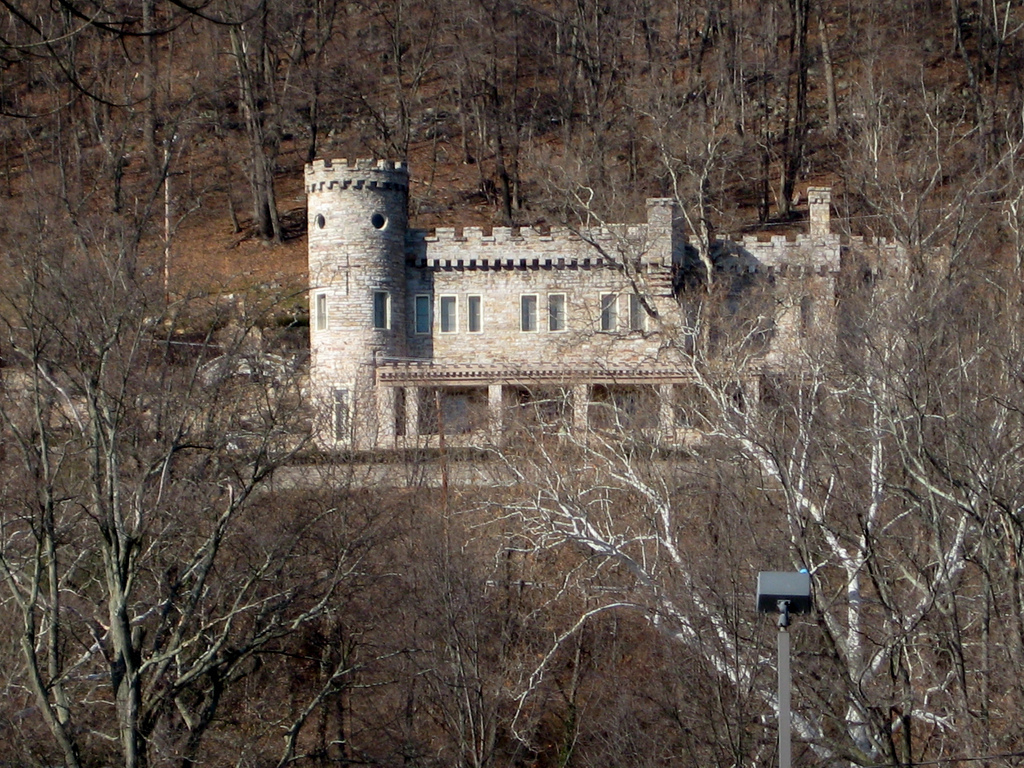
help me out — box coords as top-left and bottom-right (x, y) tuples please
(416, 224), (644, 245)
(406, 222), (665, 269)
(305, 157), (410, 193)
(807, 187), (831, 207)
(735, 231), (841, 271)
(845, 235), (902, 249)
(309, 158), (408, 173)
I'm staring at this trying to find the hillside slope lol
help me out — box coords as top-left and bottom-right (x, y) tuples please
(2, 0), (1019, 295)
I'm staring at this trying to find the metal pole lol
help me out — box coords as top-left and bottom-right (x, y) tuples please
(779, 622), (791, 768)
(758, 574), (808, 768)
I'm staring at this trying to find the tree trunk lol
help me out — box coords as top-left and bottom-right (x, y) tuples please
(818, 12), (838, 133)
(778, 0), (810, 218)
(142, 0), (158, 179)
(229, 19), (282, 243)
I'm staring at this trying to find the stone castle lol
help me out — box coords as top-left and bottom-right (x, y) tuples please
(306, 158), (903, 450)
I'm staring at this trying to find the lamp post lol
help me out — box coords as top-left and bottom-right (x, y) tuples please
(757, 572), (812, 768)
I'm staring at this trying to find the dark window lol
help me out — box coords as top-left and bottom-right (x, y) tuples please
(468, 295), (482, 332)
(521, 295), (538, 332)
(440, 295), (457, 333)
(800, 296), (814, 337)
(628, 294), (645, 331)
(600, 294), (618, 332)
(414, 295), (431, 334)
(373, 292), (390, 329)
(548, 294), (566, 331)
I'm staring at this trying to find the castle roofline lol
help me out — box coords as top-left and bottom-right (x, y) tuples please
(305, 157), (410, 192)
(307, 157), (408, 172)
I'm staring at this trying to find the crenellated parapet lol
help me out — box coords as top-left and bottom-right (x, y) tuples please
(418, 222), (648, 245)
(843, 235), (910, 279)
(422, 224), (581, 244)
(305, 158), (410, 193)
(408, 222), (673, 272)
(739, 232), (841, 272)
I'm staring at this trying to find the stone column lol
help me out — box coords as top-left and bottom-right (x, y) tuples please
(488, 384), (504, 444)
(572, 384), (590, 432)
(376, 386), (397, 449)
(658, 383), (675, 443)
(404, 386), (420, 440)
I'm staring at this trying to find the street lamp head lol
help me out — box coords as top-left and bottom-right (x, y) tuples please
(756, 572), (812, 616)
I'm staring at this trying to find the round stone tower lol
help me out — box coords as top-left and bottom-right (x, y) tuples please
(306, 158), (409, 448)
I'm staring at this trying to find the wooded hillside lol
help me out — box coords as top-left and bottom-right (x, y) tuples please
(4, 3), (1024, 768)
(4, 0), (1022, 279)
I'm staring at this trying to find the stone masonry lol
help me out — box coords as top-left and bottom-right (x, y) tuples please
(306, 159), (902, 450)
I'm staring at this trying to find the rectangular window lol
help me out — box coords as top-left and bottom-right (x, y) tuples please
(467, 295), (482, 333)
(548, 293), (566, 332)
(800, 295), (814, 337)
(414, 294), (431, 334)
(333, 388), (350, 441)
(628, 294), (645, 331)
(373, 291), (390, 330)
(315, 292), (328, 331)
(521, 295), (538, 332)
(439, 295), (458, 333)
(600, 294), (618, 332)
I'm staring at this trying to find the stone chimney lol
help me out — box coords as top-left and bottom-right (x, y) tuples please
(645, 197), (680, 266)
(808, 187), (831, 239)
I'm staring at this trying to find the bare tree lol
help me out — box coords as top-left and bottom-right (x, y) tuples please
(0, 187), (389, 765)
(467, 201), (1024, 768)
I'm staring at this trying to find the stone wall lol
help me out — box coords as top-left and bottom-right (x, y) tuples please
(305, 158), (876, 449)
(306, 159), (411, 446)
(404, 262), (675, 369)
